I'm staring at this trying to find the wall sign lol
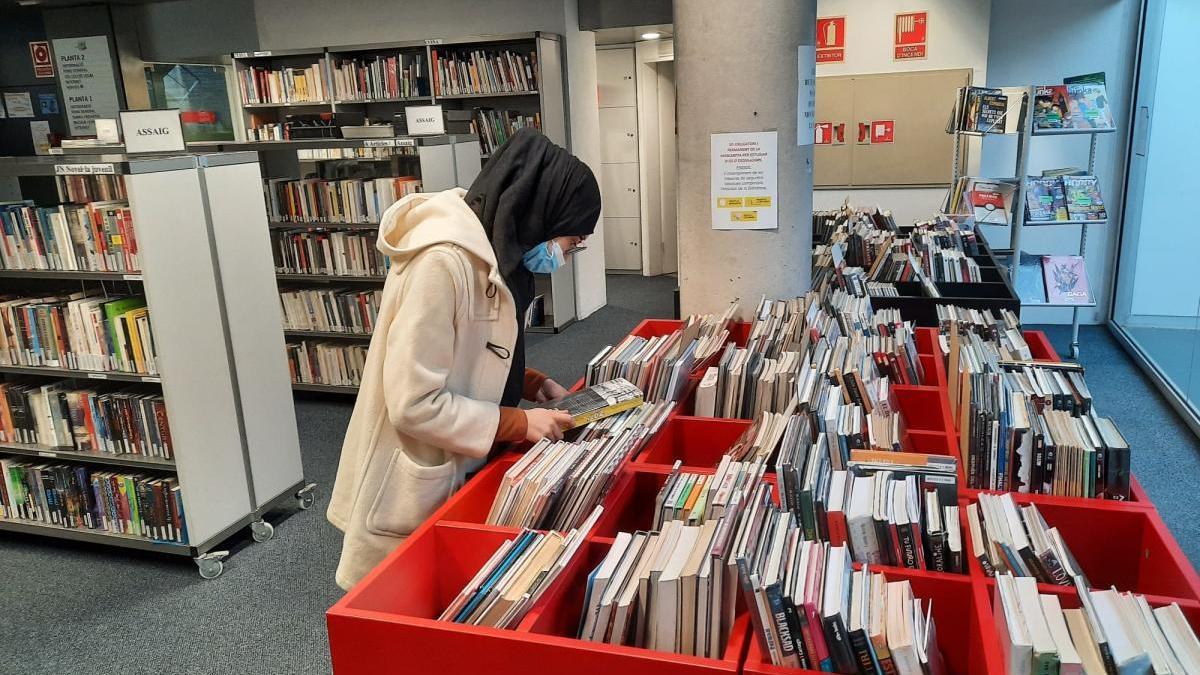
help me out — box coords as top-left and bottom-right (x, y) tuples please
(3, 92), (34, 118)
(710, 131), (778, 231)
(29, 41), (55, 78)
(38, 94), (59, 115)
(894, 11), (928, 60)
(816, 17), (846, 64)
(797, 46), (815, 146)
(120, 110), (185, 153)
(405, 104), (445, 135)
(53, 35), (122, 136)
(872, 120), (896, 144)
(814, 122), (846, 146)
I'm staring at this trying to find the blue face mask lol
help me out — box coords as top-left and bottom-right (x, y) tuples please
(521, 240), (566, 274)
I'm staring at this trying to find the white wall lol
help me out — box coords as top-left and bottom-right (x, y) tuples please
(813, 0), (990, 211)
(1126, 0), (1200, 321)
(981, 0), (1141, 325)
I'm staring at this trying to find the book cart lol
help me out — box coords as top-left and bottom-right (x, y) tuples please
(0, 153), (311, 578)
(325, 314), (1200, 673)
(226, 32), (580, 337)
(949, 87), (1113, 359)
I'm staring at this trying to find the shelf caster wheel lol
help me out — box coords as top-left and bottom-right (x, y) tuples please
(195, 551), (229, 580)
(296, 482), (318, 511)
(250, 519), (275, 543)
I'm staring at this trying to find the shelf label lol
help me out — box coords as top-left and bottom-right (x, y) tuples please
(362, 139), (396, 147)
(424, 39), (444, 46)
(123, 274), (142, 281)
(55, 163), (115, 175)
(87, 372), (108, 380)
(37, 451), (56, 458)
(395, 138), (416, 147)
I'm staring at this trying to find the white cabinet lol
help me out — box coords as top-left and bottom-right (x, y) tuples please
(601, 162), (640, 218)
(599, 107), (639, 163)
(596, 49), (637, 108)
(603, 217), (642, 270)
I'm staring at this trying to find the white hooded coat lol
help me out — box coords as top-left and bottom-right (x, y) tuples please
(326, 188), (517, 590)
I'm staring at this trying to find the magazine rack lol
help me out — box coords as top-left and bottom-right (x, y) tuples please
(327, 320), (1199, 674)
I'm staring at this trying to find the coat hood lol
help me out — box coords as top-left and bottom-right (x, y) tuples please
(377, 188), (503, 283)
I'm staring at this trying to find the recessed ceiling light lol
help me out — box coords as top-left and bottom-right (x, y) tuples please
(641, 32), (662, 40)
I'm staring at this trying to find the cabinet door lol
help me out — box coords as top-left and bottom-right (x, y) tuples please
(814, 76), (854, 187)
(596, 49), (636, 108)
(601, 162), (640, 218)
(604, 217), (642, 271)
(599, 107), (639, 163)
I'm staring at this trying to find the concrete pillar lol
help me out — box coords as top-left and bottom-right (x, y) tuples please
(675, 0), (816, 316)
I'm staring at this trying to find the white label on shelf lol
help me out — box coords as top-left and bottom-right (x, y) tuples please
(37, 451), (56, 458)
(406, 104), (445, 135)
(395, 138), (416, 147)
(362, 139), (396, 147)
(55, 163), (115, 175)
(253, 51), (272, 57)
(123, 274), (142, 281)
(121, 109), (186, 154)
(424, 39), (444, 46)
(87, 372), (107, 380)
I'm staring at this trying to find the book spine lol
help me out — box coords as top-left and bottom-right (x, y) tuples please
(848, 627), (881, 675)
(820, 612), (858, 675)
(765, 581), (805, 668)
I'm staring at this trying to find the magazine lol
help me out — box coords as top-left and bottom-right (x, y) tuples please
(1042, 255), (1092, 305)
(1033, 85), (1070, 129)
(1062, 176), (1106, 221)
(1065, 83), (1115, 130)
(1024, 176), (1068, 222)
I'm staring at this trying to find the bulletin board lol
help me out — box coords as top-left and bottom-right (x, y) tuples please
(813, 68), (971, 188)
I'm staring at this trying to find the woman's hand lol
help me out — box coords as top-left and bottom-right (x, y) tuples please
(524, 408), (574, 442)
(535, 378), (570, 403)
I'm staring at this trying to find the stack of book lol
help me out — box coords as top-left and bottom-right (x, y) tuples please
(55, 174), (126, 203)
(471, 108), (541, 156)
(278, 287), (382, 335)
(486, 401), (671, 531)
(1025, 173), (1106, 223)
(585, 305), (735, 401)
(437, 506), (601, 629)
(286, 340), (367, 387)
(967, 493), (1086, 584)
(327, 52), (428, 101)
(238, 62), (328, 104)
(0, 293), (157, 375)
(0, 381), (172, 459)
(945, 324), (1130, 498)
(651, 458), (768, 530)
(0, 460), (187, 543)
(996, 575), (1198, 675)
(935, 305), (1031, 361)
(265, 176), (421, 224)
(271, 230), (389, 277)
(0, 200), (139, 273)
(295, 147), (407, 161)
(430, 48), (538, 97)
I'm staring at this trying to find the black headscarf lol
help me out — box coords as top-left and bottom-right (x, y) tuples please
(465, 127), (601, 406)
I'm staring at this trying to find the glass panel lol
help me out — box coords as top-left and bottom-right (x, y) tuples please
(1112, 0), (1200, 405)
(143, 63), (236, 142)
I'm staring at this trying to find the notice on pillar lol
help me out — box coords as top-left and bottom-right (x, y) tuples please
(52, 36), (122, 136)
(797, 46), (816, 147)
(710, 131), (778, 231)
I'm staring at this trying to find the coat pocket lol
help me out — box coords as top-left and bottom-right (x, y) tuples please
(365, 449), (456, 538)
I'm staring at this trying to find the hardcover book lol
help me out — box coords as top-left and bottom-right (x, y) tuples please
(1042, 256), (1091, 305)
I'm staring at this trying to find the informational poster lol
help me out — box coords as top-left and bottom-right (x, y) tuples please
(797, 46), (815, 147)
(4, 92), (34, 118)
(710, 131), (778, 231)
(814, 122), (846, 145)
(816, 17), (846, 63)
(894, 11), (928, 60)
(29, 41), (54, 78)
(52, 36), (122, 136)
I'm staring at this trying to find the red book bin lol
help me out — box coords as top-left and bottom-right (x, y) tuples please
(328, 321), (1200, 674)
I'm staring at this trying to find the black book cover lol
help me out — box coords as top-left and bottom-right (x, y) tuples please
(1042, 436), (1058, 496)
(769, 581), (809, 668)
(822, 611), (858, 675)
(848, 623), (882, 675)
(925, 530), (949, 573)
(897, 522), (921, 569)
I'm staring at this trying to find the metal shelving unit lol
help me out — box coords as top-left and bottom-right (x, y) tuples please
(0, 153), (314, 578)
(291, 382), (359, 394)
(276, 273), (387, 283)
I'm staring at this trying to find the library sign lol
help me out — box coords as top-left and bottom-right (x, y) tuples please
(710, 131), (778, 231)
(52, 35), (121, 136)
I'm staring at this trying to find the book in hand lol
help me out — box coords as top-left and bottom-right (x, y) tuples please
(438, 506), (601, 630)
(1042, 256), (1091, 305)
(537, 378), (644, 428)
(1033, 85), (1071, 130)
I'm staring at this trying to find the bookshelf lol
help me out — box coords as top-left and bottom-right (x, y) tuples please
(222, 33), (577, 394)
(0, 153), (310, 579)
(948, 86), (1112, 358)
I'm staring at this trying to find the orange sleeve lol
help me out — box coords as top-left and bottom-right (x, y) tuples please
(523, 368), (549, 401)
(494, 406), (527, 443)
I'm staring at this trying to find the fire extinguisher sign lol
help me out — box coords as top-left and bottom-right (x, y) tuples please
(894, 11), (928, 60)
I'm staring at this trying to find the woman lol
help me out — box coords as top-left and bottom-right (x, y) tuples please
(327, 129), (601, 590)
